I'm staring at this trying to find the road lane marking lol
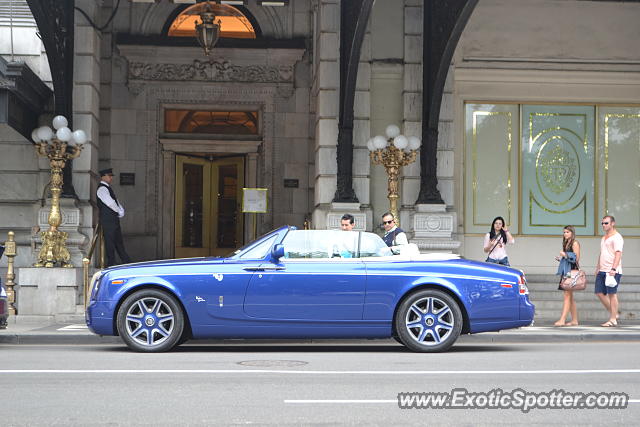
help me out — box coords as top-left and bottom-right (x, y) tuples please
(2, 369), (640, 375)
(284, 399), (640, 404)
(285, 400), (396, 404)
(57, 324), (88, 331)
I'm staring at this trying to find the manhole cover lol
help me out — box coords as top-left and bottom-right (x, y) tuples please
(238, 360), (308, 367)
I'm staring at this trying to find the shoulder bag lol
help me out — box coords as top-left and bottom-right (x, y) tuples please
(560, 264), (587, 291)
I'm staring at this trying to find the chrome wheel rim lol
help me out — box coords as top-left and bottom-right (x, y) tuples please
(125, 297), (175, 347)
(404, 296), (454, 346)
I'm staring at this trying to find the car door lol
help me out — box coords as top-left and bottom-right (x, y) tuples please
(202, 234), (279, 322)
(243, 230), (366, 320)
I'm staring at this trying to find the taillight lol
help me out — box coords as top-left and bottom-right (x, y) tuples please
(518, 274), (529, 295)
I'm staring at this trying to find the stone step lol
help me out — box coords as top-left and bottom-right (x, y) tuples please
(528, 291), (640, 301)
(533, 309), (638, 322)
(524, 276), (640, 321)
(526, 281), (640, 289)
(525, 274), (640, 284)
(530, 299), (640, 310)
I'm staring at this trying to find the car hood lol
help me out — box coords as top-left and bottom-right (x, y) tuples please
(100, 256), (225, 273)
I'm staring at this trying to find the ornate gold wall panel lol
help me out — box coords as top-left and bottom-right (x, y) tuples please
(522, 106), (595, 235)
(464, 104), (519, 234)
(601, 107), (640, 235)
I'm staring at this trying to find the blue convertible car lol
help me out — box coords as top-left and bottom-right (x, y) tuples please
(86, 226), (534, 352)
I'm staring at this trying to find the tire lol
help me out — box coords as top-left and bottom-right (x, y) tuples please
(116, 289), (184, 352)
(394, 289), (463, 353)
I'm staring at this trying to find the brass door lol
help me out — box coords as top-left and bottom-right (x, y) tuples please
(175, 155), (244, 258)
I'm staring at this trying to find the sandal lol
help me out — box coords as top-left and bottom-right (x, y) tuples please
(601, 320), (617, 327)
(553, 320), (566, 327)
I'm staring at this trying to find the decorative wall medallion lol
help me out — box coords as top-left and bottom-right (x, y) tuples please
(537, 140), (578, 195)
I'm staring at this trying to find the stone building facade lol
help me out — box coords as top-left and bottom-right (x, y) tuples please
(1, 0), (639, 279)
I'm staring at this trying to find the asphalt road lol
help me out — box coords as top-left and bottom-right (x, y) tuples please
(1, 340), (639, 426)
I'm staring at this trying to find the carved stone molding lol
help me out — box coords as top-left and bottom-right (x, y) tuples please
(129, 59), (294, 83)
(410, 204), (461, 252)
(127, 81), (147, 96)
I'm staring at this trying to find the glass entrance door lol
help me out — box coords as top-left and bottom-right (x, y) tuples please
(175, 155), (244, 258)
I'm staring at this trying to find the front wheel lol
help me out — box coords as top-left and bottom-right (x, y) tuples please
(395, 289), (463, 352)
(116, 289), (184, 352)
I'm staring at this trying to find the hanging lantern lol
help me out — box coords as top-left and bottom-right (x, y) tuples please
(195, 2), (221, 56)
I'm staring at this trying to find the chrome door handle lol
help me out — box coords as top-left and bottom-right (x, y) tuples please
(243, 266), (285, 271)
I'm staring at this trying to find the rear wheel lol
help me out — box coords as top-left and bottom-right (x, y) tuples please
(394, 289), (463, 352)
(116, 289), (184, 352)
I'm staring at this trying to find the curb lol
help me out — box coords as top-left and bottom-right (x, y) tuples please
(3, 331), (640, 345)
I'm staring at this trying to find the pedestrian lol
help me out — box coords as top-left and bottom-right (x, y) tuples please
(554, 225), (580, 327)
(340, 213), (355, 231)
(381, 212), (408, 254)
(595, 215), (623, 327)
(97, 168), (131, 267)
(483, 216), (514, 266)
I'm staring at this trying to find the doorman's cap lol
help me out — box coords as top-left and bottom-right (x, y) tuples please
(99, 168), (114, 176)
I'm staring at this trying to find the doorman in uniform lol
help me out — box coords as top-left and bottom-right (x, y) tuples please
(97, 168), (131, 266)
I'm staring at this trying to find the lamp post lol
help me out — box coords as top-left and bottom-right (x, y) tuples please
(367, 125), (421, 225)
(31, 115), (87, 268)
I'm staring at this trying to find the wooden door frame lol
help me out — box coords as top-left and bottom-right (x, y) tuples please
(160, 138), (261, 259)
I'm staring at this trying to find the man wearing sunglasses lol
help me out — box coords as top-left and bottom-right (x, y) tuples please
(595, 215), (623, 327)
(381, 212), (408, 254)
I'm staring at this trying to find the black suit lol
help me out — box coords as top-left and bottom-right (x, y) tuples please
(97, 182), (131, 267)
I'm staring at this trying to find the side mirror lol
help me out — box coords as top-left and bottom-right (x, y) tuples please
(271, 244), (285, 261)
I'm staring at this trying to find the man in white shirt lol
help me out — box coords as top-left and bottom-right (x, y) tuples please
(97, 168), (130, 266)
(595, 215), (623, 327)
(381, 212), (408, 254)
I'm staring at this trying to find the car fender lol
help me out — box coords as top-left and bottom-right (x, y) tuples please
(393, 276), (465, 309)
(107, 276), (185, 308)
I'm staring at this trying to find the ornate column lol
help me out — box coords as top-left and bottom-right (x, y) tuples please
(26, 0), (78, 198)
(412, 0), (478, 252)
(322, 0), (374, 231)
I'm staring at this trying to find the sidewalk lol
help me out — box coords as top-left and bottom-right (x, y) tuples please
(3, 316), (640, 345)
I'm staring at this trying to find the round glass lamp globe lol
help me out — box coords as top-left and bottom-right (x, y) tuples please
(31, 129), (42, 143)
(408, 136), (421, 150)
(56, 126), (72, 142)
(72, 129), (87, 144)
(366, 138), (375, 151)
(385, 124), (400, 139)
(37, 126), (54, 142)
(373, 135), (388, 150)
(393, 135), (409, 150)
(52, 115), (68, 130)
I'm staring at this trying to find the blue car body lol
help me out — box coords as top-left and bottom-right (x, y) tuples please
(86, 226), (534, 351)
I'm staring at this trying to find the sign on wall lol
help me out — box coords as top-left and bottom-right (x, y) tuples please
(242, 188), (268, 213)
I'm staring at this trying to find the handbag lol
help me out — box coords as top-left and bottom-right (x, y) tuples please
(560, 269), (587, 291)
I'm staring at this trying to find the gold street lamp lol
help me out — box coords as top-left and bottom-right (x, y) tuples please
(31, 115), (87, 268)
(367, 125), (421, 225)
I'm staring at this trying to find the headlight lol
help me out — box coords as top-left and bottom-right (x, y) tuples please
(89, 271), (103, 300)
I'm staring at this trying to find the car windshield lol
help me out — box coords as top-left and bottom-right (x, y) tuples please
(226, 228), (282, 258)
(281, 230), (393, 259)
